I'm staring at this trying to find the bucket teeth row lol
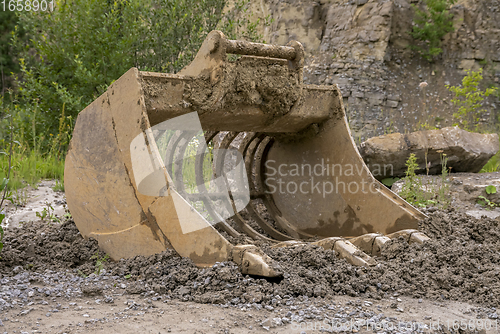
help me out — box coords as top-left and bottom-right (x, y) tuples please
(164, 130), (431, 269)
(271, 230), (430, 267)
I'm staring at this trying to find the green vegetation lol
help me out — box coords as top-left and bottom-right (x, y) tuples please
(91, 252), (110, 275)
(481, 136), (500, 173)
(486, 185), (497, 195)
(399, 154), (428, 206)
(476, 185), (499, 209)
(0, 148), (65, 190)
(399, 153), (450, 208)
(410, 0), (456, 60)
(477, 195), (497, 209)
(0, 0), (264, 195)
(0, 95), (66, 193)
(0, 9), (25, 95)
(36, 201), (59, 224)
(446, 68), (498, 131)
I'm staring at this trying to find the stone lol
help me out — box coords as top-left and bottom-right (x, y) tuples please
(459, 59), (476, 70)
(474, 50), (486, 60)
(352, 91), (365, 98)
(386, 100), (398, 108)
(466, 210), (500, 220)
(359, 126), (499, 179)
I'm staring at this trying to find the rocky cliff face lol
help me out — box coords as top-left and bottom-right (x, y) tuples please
(247, 0), (500, 142)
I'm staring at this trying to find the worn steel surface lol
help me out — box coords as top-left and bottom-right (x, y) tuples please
(65, 31), (427, 276)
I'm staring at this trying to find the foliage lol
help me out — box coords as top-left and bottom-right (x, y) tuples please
(446, 68), (498, 131)
(477, 185), (499, 209)
(486, 185), (497, 195)
(400, 154), (427, 206)
(36, 201), (59, 224)
(410, 0), (456, 60)
(0, 95), (65, 194)
(477, 195), (497, 209)
(399, 153), (450, 208)
(481, 158), (500, 173)
(0, 148), (65, 189)
(381, 177), (400, 187)
(481, 137), (500, 173)
(91, 252), (109, 275)
(0, 9), (25, 95)
(9, 0), (262, 153)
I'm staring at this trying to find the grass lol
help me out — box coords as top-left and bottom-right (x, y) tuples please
(0, 95), (68, 197)
(399, 153), (450, 208)
(480, 136), (500, 173)
(481, 151), (500, 173)
(0, 147), (64, 192)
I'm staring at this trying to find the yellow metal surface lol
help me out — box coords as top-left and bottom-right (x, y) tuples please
(65, 31), (427, 276)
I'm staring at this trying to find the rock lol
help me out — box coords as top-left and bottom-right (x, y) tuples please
(81, 284), (103, 296)
(386, 100), (398, 108)
(360, 127), (499, 179)
(177, 286), (190, 296)
(466, 210), (500, 220)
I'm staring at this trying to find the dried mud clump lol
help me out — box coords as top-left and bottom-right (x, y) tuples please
(186, 57), (300, 117)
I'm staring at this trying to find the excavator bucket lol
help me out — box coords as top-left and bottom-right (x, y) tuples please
(65, 31), (427, 277)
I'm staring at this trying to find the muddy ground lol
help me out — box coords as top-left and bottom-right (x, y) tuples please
(1, 178), (500, 333)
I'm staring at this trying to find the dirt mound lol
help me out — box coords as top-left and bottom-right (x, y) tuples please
(1, 210), (499, 309)
(0, 220), (102, 274)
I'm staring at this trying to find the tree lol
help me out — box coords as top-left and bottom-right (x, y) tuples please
(0, 9), (24, 96)
(411, 0), (456, 61)
(446, 68), (498, 131)
(10, 0), (259, 152)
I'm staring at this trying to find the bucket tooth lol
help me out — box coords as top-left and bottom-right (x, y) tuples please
(313, 238), (377, 267)
(232, 245), (282, 277)
(272, 240), (307, 248)
(348, 233), (391, 256)
(386, 229), (430, 244)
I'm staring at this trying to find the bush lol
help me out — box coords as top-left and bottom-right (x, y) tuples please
(446, 68), (498, 131)
(9, 0), (261, 153)
(0, 9), (24, 95)
(410, 0), (456, 60)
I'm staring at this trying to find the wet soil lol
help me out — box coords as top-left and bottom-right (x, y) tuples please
(1, 209), (499, 311)
(2, 175), (500, 332)
(187, 57), (301, 117)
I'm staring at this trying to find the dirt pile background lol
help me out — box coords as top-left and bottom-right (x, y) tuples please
(1, 210), (499, 309)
